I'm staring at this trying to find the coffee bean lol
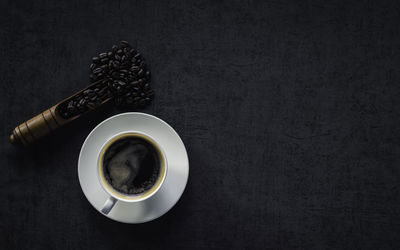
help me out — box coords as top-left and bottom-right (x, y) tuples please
(121, 41), (129, 47)
(131, 65), (139, 70)
(99, 52), (107, 58)
(146, 90), (154, 97)
(93, 68), (102, 74)
(67, 101), (74, 110)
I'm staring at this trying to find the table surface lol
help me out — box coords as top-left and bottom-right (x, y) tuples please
(1, 0), (399, 249)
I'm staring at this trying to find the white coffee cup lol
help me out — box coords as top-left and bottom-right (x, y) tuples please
(97, 131), (168, 214)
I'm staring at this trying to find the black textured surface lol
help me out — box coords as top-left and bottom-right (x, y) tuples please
(1, 1), (400, 249)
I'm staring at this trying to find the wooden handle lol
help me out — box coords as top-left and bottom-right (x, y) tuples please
(10, 105), (67, 146)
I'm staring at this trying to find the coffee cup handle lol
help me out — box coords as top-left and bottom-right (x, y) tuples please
(101, 197), (117, 214)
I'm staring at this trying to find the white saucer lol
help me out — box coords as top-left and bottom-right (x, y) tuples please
(78, 112), (189, 223)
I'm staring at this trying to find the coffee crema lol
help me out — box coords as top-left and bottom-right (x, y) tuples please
(101, 135), (161, 195)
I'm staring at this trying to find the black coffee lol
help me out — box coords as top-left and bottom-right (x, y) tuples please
(102, 136), (160, 195)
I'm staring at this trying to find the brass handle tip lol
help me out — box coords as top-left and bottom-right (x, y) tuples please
(9, 133), (17, 145)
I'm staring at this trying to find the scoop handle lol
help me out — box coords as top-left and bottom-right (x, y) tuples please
(9, 105), (68, 146)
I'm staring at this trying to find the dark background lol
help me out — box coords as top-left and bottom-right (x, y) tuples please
(1, 0), (399, 249)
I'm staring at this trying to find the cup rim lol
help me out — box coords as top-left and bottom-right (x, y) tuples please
(97, 131), (168, 203)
